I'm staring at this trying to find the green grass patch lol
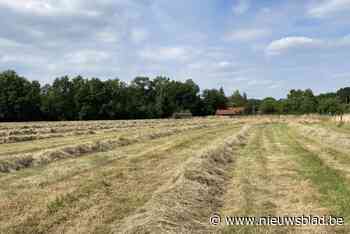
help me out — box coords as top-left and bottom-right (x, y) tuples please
(292, 130), (350, 167)
(286, 126), (350, 223)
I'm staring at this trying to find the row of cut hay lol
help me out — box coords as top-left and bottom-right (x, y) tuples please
(0, 117), (212, 131)
(0, 131), (97, 144)
(114, 125), (251, 234)
(0, 122), (147, 136)
(0, 123), (225, 173)
(0, 126), (97, 136)
(287, 114), (325, 124)
(290, 122), (350, 151)
(0, 120), (230, 144)
(248, 115), (323, 125)
(0, 141), (113, 173)
(0, 117), (231, 137)
(239, 115), (326, 125)
(0, 119), (163, 130)
(0, 119), (220, 144)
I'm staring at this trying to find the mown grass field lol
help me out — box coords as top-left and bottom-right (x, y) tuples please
(1, 116), (350, 233)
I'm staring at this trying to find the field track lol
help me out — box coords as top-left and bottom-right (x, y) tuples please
(1, 117), (350, 233)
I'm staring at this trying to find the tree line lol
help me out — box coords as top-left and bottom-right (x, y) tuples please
(0, 70), (348, 121)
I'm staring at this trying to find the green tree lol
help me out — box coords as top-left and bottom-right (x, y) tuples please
(245, 99), (261, 115)
(318, 97), (344, 115)
(336, 88), (350, 113)
(300, 89), (317, 114)
(0, 70), (42, 121)
(229, 90), (248, 107)
(284, 89), (317, 114)
(78, 78), (108, 120)
(99, 79), (129, 119)
(259, 97), (280, 114)
(202, 88), (228, 115)
(337, 87), (350, 104)
(41, 76), (76, 120)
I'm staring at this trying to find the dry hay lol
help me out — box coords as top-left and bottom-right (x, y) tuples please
(113, 125), (251, 234)
(290, 122), (350, 151)
(0, 130), (99, 144)
(332, 114), (350, 123)
(0, 124), (220, 173)
(0, 118), (236, 144)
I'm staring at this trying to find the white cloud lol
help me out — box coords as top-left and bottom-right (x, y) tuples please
(0, 0), (99, 16)
(1, 54), (45, 64)
(217, 61), (232, 68)
(268, 84), (281, 89)
(130, 28), (149, 44)
(1, 1), (350, 99)
(139, 47), (190, 61)
(265, 37), (324, 55)
(308, 0), (350, 18)
(187, 60), (236, 74)
(265, 34), (350, 56)
(65, 50), (110, 65)
(225, 29), (270, 41)
(247, 79), (273, 86)
(0, 37), (23, 48)
(232, 0), (250, 15)
(96, 31), (118, 43)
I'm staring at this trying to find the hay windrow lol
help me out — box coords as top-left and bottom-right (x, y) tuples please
(0, 118), (240, 144)
(290, 122), (350, 152)
(113, 125), (251, 234)
(0, 123), (228, 173)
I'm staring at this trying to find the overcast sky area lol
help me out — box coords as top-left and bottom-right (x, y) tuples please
(1, 0), (350, 98)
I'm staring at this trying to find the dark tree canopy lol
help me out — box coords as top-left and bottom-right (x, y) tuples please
(0, 70), (348, 121)
(260, 97), (280, 114)
(202, 88), (228, 115)
(0, 71), (42, 121)
(337, 88), (350, 104)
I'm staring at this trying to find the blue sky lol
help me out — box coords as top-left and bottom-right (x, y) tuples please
(1, 0), (350, 98)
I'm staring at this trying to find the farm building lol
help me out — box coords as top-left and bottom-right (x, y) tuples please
(216, 107), (245, 117)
